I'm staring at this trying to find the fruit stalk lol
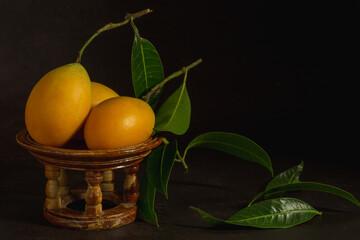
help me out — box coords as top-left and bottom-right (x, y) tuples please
(142, 58), (203, 103)
(76, 9), (153, 63)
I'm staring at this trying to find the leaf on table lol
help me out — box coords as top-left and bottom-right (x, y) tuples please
(183, 132), (273, 176)
(146, 141), (177, 198)
(264, 182), (360, 207)
(131, 33), (164, 108)
(266, 161), (304, 190)
(190, 197), (321, 228)
(248, 160), (360, 207)
(155, 72), (191, 135)
(264, 161), (304, 198)
(138, 172), (159, 227)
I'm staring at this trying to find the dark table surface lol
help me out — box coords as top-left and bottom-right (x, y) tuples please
(1, 141), (360, 240)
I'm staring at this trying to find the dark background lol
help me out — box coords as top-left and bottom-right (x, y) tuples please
(1, 1), (359, 239)
(2, 0), (358, 162)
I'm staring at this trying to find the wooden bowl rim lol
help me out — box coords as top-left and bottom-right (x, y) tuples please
(16, 128), (163, 158)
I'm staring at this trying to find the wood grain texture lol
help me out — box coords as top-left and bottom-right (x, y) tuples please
(16, 128), (163, 230)
(44, 165), (61, 210)
(101, 170), (115, 193)
(44, 190), (137, 230)
(58, 169), (70, 198)
(85, 171), (103, 216)
(16, 128), (162, 171)
(123, 165), (140, 204)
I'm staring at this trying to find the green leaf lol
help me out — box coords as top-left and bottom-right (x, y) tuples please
(131, 33), (164, 107)
(266, 161), (304, 190)
(183, 132), (273, 176)
(264, 161), (304, 198)
(155, 72), (191, 135)
(264, 182), (360, 207)
(190, 198), (321, 228)
(138, 172), (159, 227)
(248, 161), (360, 207)
(146, 141), (177, 197)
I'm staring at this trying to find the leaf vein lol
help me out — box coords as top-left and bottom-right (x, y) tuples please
(227, 209), (318, 224)
(162, 79), (186, 129)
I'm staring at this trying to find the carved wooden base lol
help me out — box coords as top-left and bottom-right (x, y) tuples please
(44, 190), (136, 230)
(16, 129), (163, 230)
(42, 168), (140, 230)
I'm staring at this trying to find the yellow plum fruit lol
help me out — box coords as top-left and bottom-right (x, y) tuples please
(84, 96), (155, 149)
(25, 63), (92, 147)
(72, 81), (120, 140)
(90, 82), (119, 108)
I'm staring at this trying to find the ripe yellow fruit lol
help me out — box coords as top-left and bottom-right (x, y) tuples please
(84, 96), (155, 149)
(72, 82), (119, 140)
(25, 63), (92, 147)
(90, 82), (119, 108)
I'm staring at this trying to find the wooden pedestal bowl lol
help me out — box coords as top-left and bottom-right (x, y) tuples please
(16, 128), (162, 230)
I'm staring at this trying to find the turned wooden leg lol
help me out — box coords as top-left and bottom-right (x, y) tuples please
(101, 170), (114, 193)
(44, 165), (61, 210)
(57, 169), (70, 198)
(85, 171), (103, 216)
(123, 164), (139, 204)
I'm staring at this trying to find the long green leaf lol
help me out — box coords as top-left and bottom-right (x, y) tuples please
(155, 72), (191, 135)
(183, 132), (273, 176)
(138, 172), (159, 227)
(190, 198), (321, 228)
(146, 141), (177, 197)
(263, 161), (304, 199)
(264, 182), (360, 207)
(131, 33), (164, 107)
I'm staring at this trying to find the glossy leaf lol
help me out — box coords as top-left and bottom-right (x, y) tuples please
(183, 132), (273, 176)
(264, 182), (360, 207)
(190, 197), (321, 228)
(264, 161), (304, 198)
(138, 172), (159, 227)
(131, 33), (164, 107)
(247, 161), (360, 207)
(146, 141), (177, 197)
(266, 161), (304, 190)
(155, 72), (191, 135)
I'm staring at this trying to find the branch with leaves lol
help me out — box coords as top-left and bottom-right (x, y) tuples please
(76, 9), (152, 63)
(142, 58), (203, 103)
(76, 9), (360, 229)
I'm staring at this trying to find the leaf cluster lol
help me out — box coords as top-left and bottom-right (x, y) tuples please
(90, 11), (360, 229)
(191, 161), (360, 228)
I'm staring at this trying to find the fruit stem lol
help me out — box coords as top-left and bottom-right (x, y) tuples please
(76, 9), (153, 63)
(143, 58), (203, 103)
(130, 17), (140, 37)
